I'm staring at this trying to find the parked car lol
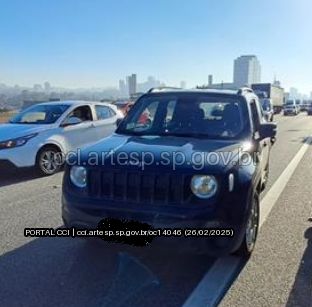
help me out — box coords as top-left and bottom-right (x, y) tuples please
(307, 101), (312, 115)
(260, 98), (274, 122)
(301, 100), (310, 112)
(62, 87), (277, 256)
(284, 100), (299, 115)
(0, 101), (123, 175)
(295, 99), (304, 112)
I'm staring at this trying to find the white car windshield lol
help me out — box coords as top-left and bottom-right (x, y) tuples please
(10, 104), (70, 124)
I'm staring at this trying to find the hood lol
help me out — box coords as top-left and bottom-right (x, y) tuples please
(0, 123), (52, 141)
(77, 134), (247, 173)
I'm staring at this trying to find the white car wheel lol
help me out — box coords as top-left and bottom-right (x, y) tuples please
(37, 146), (62, 176)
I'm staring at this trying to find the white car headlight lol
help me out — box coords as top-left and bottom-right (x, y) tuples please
(0, 133), (38, 150)
(70, 166), (87, 188)
(191, 175), (218, 199)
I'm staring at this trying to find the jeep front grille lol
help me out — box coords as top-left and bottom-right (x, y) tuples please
(87, 169), (191, 205)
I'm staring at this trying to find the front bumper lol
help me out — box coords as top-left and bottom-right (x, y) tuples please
(0, 144), (37, 168)
(284, 109), (297, 115)
(62, 193), (248, 256)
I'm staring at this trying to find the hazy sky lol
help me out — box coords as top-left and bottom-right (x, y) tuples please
(0, 0), (311, 93)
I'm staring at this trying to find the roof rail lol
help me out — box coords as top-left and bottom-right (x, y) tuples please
(237, 87), (254, 95)
(147, 86), (182, 93)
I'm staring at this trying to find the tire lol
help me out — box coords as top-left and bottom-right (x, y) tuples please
(36, 146), (63, 176)
(234, 193), (259, 257)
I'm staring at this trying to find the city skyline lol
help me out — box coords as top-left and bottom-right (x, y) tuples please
(0, 72), (310, 100)
(0, 0), (311, 94)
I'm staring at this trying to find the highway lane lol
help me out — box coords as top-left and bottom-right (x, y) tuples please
(0, 113), (311, 306)
(220, 132), (312, 307)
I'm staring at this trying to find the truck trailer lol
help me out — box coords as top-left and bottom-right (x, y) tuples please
(251, 83), (284, 114)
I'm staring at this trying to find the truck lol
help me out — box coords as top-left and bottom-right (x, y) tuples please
(251, 83), (284, 114)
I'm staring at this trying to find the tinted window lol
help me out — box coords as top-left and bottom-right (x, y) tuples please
(10, 104), (70, 124)
(95, 105), (114, 120)
(117, 94), (249, 139)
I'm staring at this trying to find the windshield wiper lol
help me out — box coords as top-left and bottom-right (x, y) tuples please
(117, 131), (223, 139)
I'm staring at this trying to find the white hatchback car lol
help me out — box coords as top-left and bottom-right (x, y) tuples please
(0, 100), (123, 175)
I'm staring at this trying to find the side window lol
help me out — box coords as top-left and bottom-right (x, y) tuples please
(250, 100), (261, 131)
(109, 108), (116, 117)
(68, 105), (93, 122)
(95, 105), (114, 120)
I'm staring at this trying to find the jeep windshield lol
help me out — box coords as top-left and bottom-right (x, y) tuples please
(116, 94), (249, 139)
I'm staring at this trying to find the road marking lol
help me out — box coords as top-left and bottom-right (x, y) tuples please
(183, 136), (312, 307)
(260, 136), (311, 227)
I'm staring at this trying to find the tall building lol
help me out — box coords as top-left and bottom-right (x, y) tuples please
(180, 81), (186, 89)
(44, 81), (51, 92)
(289, 87), (299, 99)
(233, 55), (261, 87)
(127, 74), (137, 96)
(119, 79), (127, 96)
(208, 75), (213, 86)
(137, 76), (162, 92)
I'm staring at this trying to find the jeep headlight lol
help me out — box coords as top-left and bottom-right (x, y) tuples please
(191, 175), (218, 199)
(70, 166), (87, 188)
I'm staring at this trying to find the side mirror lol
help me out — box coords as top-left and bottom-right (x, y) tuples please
(61, 116), (82, 127)
(259, 122), (277, 140)
(263, 112), (270, 121)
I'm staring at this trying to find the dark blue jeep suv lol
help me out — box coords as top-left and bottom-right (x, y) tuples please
(62, 87), (277, 256)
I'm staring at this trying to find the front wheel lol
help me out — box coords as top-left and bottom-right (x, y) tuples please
(235, 193), (259, 257)
(36, 146), (63, 176)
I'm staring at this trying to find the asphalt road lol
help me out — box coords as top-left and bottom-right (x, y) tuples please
(0, 113), (312, 307)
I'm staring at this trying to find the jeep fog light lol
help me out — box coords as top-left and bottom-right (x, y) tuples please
(191, 175), (218, 199)
(70, 166), (87, 188)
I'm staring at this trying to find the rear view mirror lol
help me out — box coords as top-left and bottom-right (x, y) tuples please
(61, 116), (82, 127)
(259, 122), (277, 140)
